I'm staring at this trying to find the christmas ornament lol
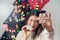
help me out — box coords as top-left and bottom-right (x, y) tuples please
(16, 24), (18, 29)
(17, 0), (21, 3)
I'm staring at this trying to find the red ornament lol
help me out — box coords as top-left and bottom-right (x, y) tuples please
(11, 29), (15, 33)
(28, 0), (49, 10)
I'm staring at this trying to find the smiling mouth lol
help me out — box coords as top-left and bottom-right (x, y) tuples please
(31, 26), (35, 29)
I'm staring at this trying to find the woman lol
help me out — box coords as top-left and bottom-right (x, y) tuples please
(16, 11), (54, 40)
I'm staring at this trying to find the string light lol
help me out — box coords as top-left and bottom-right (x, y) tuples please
(9, 29), (11, 32)
(15, 5), (17, 8)
(9, 17), (11, 19)
(23, 14), (25, 16)
(17, 30), (21, 32)
(21, 16), (25, 21)
(18, 9), (21, 13)
(16, 24), (18, 29)
(22, 6), (25, 8)
(9, 17), (12, 22)
(15, 16), (19, 22)
(16, 19), (18, 22)
(12, 13), (15, 18)
(3, 36), (5, 38)
(21, 13), (25, 16)
(26, 12), (29, 14)
(17, 5), (20, 8)
(30, 7), (32, 9)
(15, 16), (17, 20)
(16, 2), (18, 4)
(20, 5), (22, 7)
(27, 4), (30, 6)
(6, 37), (8, 39)
(19, 19), (21, 21)
(10, 19), (12, 22)
(22, 11), (24, 14)
(17, 0), (21, 3)
(35, 8), (38, 10)
(11, 29), (15, 33)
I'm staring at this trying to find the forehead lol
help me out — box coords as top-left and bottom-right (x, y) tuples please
(29, 15), (38, 20)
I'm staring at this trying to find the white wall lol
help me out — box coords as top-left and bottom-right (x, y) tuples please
(0, 0), (60, 40)
(0, 0), (15, 39)
(42, 0), (60, 40)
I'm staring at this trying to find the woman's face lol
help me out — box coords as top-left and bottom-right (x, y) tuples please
(27, 15), (39, 30)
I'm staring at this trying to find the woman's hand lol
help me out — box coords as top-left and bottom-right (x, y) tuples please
(22, 25), (32, 40)
(39, 13), (53, 32)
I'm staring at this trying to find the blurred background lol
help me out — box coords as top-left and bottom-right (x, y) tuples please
(0, 0), (60, 40)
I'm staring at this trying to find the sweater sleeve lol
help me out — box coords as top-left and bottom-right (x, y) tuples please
(48, 30), (54, 40)
(41, 29), (54, 40)
(16, 31), (24, 40)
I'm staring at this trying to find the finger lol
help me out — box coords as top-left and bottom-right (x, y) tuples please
(39, 13), (41, 18)
(22, 25), (27, 33)
(46, 13), (51, 19)
(39, 13), (42, 16)
(43, 13), (46, 17)
(22, 27), (27, 30)
(42, 22), (46, 28)
(46, 20), (52, 27)
(39, 13), (46, 24)
(39, 13), (43, 19)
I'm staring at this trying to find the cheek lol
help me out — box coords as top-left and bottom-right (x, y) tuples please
(35, 23), (39, 28)
(27, 20), (31, 25)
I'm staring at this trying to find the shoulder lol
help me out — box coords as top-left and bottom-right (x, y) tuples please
(40, 29), (54, 40)
(16, 31), (24, 40)
(17, 31), (23, 37)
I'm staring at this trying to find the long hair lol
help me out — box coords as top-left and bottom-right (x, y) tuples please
(25, 10), (46, 39)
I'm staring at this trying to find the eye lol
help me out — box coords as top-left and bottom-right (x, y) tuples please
(30, 19), (33, 21)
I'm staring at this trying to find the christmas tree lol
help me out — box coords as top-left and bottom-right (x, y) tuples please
(1, 0), (49, 40)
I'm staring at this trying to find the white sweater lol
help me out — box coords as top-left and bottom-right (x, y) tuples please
(16, 29), (54, 40)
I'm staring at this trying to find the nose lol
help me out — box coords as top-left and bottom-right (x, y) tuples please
(30, 21), (35, 27)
